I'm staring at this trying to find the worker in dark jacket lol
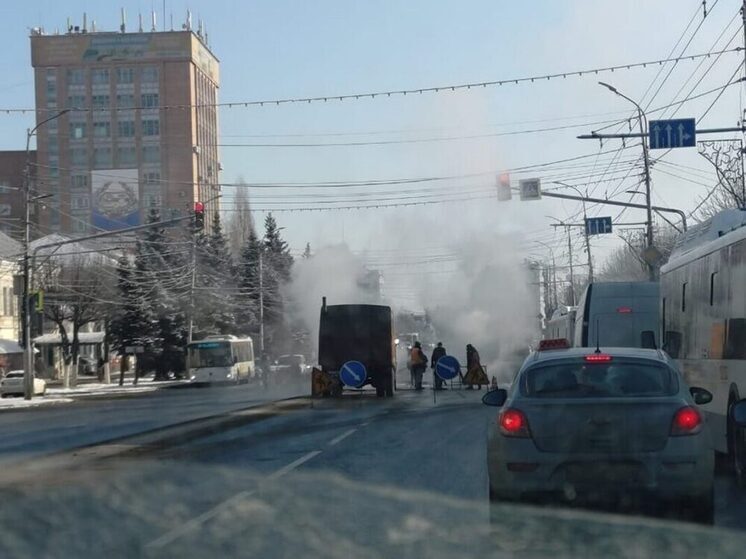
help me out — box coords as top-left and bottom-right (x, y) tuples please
(464, 343), (489, 389)
(430, 342), (447, 390)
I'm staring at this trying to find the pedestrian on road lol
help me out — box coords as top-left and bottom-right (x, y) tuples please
(408, 341), (428, 391)
(464, 344), (488, 390)
(431, 342), (447, 391)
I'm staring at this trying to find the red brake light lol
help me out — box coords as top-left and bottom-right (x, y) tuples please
(617, 306), (633, 314)
(671, 406), (702, 436)
(584, 354), (612, 363)
(499, 408), (531, 438)
(539, 338), (570, 351)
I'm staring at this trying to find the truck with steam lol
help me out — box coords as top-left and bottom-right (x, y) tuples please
(312, 298), (396, 397)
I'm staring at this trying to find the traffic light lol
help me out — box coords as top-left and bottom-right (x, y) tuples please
(194, 201), (205, 231)
(497, 173), (512, 201)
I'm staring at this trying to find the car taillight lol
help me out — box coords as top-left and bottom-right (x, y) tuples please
(584, 354), (612, 363)
(499, 408), (531, 438)
(671, 406), (702, 436)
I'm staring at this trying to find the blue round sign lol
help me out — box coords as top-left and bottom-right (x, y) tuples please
(436, 355), (461, 380)
(340, 360), (367, 388)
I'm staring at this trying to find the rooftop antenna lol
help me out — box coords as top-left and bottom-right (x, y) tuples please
(151, 11), (157, 32)
(120, 8), (126, 32)
(186, 9), (192, 30)
(594, 318), (601, 353)
(91, 20), (96, 32)
(170, 12), (173, 31)
(66, 17), (71, 33)
(162, 0), (166, 31)
(138, 12), (143, 32)
(197, 17), (203, 37)
(82, 12), (87, 33)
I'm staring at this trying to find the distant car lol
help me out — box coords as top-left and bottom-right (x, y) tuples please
(483, 341), (715, 523)
(273, 355), (311, 380)
(1, 371), (46, 397)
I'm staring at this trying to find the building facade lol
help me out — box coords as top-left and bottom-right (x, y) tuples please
(0, 150), (36, 241)
(30, 24), (220, 235)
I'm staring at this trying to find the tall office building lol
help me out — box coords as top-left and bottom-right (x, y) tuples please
(30, 15), (220, 235)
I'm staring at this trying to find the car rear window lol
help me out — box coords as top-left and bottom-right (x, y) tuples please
(5, 372), (23, 378)
(522, 359), (677, 398)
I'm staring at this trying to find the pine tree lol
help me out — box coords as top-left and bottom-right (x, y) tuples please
(262, 213), (294, 355)
(302, 242), (312, 259)
(236, 228), (261, 337)
(201, 212), (236, 334)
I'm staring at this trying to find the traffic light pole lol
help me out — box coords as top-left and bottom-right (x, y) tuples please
(24, 214), (192, 399)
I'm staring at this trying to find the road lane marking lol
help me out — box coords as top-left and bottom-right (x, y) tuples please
(147, 449), (322, 549)
(146, 489), (257, 549)
(266, 450), (321, 480)
(328, 428), (357, 446)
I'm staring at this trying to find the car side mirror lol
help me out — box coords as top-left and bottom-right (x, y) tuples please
(731, 400), (746, 427)
(482, 388), (507, 407)
(690, 386), (713, 405)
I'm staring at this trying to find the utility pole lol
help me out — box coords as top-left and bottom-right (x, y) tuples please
(258, 249), (264, 355)
(553, 181), (594, 283)
(598, 82), (655, 281)
(549, 223), (576, 306)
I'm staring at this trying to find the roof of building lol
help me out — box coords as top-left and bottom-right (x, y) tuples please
(0, 230), (21, 260)
(33, 332), (104, 346)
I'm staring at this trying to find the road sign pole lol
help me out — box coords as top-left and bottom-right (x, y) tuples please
(639, 107), (655, 281)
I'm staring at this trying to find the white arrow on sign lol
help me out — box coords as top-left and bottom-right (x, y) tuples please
(653, 125), (661, 147)
(665, 124), (672, 147)
(677, 123), (691, 146)
(439, 362), (457, 374)
(342, 363), (362, 382)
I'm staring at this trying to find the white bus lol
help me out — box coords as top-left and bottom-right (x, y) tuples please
(187, 335), (255, 383)
(544, 306), (576, 343)
(660, 209), (746, 476)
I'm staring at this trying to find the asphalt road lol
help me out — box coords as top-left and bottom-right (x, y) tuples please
(5, 380), (746, 557)
(0, 378), (309, 465)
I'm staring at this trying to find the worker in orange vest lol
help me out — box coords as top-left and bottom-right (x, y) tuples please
(408, 341), (428, 391)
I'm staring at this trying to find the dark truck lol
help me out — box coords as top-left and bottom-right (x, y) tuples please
(316, 299), (396, 397)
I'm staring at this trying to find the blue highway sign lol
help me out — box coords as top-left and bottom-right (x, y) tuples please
(340, 360), (367, 388)
(435, 355), (461, 381)
(585, 216), (613, 236)
(649, 118), (695, 150)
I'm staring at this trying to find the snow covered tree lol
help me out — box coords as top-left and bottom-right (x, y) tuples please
(261, 214), (294, 355)
(236, 227), (262, 337)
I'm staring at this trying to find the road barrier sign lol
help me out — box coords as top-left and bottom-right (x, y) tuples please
(435, 355), (461, 380)
(585, 216), (613, 235)
(340, 360), (367, 388)
(649, 118), (695, 149)
(519, 178), (541, 200)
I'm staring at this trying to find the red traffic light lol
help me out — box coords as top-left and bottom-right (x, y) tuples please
(194, 201), (205, 213)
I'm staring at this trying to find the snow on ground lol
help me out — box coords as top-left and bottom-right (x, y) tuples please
(0, 397), (74, 410)
(46, 380), (184, 397)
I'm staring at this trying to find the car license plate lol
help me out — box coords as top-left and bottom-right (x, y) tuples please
(564, 463), (643, 485)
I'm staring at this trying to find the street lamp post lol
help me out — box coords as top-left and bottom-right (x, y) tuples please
(534, 240), (558, 311)
(598, 82), (655, 281)
(22, 109), (69, 400)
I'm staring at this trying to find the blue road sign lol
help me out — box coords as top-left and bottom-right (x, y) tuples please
(649, 118), (695, 149)
(585, 216), (613, 236)
(435, 355), (461, 381)
(340, 360), (367, 388)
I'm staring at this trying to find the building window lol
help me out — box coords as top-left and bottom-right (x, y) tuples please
(117, 146), (136, 166)
(48, 137), (59, 155)
(117, 67), (134, 84)
(116, 94), (135, 109)
(72, 219), (88, 234)
(142, 145), (160, 164)
(67, 94), (85, 109)
(71, 174), (88, 189)
(71, 147), (87, 166)
(141, 67), (159, 82)
(67, 68), (85, 85)
(143, 171), (161, 185)
(93, 121), (111, 138)
(91, 68), (109, 85)
(710, 272), (717, 306)
(92, 95), (110, 110)
(93, 147), (112, 169)
(72, 195), (90, 209)
(117, 120), (135, 137)
(48, 165), (59, 178)
(0, 181), (13, 194)
(142, 119), (160, 136)
(145, 193), (162, 208)
(70, 122), (86, 140)
(141, 93), (159, 108)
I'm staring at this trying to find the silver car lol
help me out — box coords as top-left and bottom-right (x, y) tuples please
(483, 345), (715, 523)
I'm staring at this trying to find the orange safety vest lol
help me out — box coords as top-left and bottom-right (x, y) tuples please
(409, 348), (425, 367)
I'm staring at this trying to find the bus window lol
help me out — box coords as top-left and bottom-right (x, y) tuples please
(709, 272), (717, 306)
(681, 283), (687, 312)
(725, 319), (746, 359)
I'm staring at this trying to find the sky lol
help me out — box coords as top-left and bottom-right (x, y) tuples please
(0, 0), (743, 309)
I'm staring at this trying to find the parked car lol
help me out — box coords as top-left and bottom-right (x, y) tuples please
(483, 340), (715, 523)
(1, 370), (46, 397)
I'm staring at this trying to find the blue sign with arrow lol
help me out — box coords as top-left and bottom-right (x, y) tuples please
(340, 360), (367, 388)
(435, 355), (461, 381)
(585, 216), (613, 236)
(649, 118), (695, 150)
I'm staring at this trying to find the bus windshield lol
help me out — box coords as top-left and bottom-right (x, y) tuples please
(188, 342), (233, 368)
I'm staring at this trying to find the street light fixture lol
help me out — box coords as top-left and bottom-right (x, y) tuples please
(598, 82), (655, 281)
(22, 108), (70, 400)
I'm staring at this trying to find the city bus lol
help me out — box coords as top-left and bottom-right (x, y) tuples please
(187, 335), (255, 384)
(660, 209), (746, 476)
